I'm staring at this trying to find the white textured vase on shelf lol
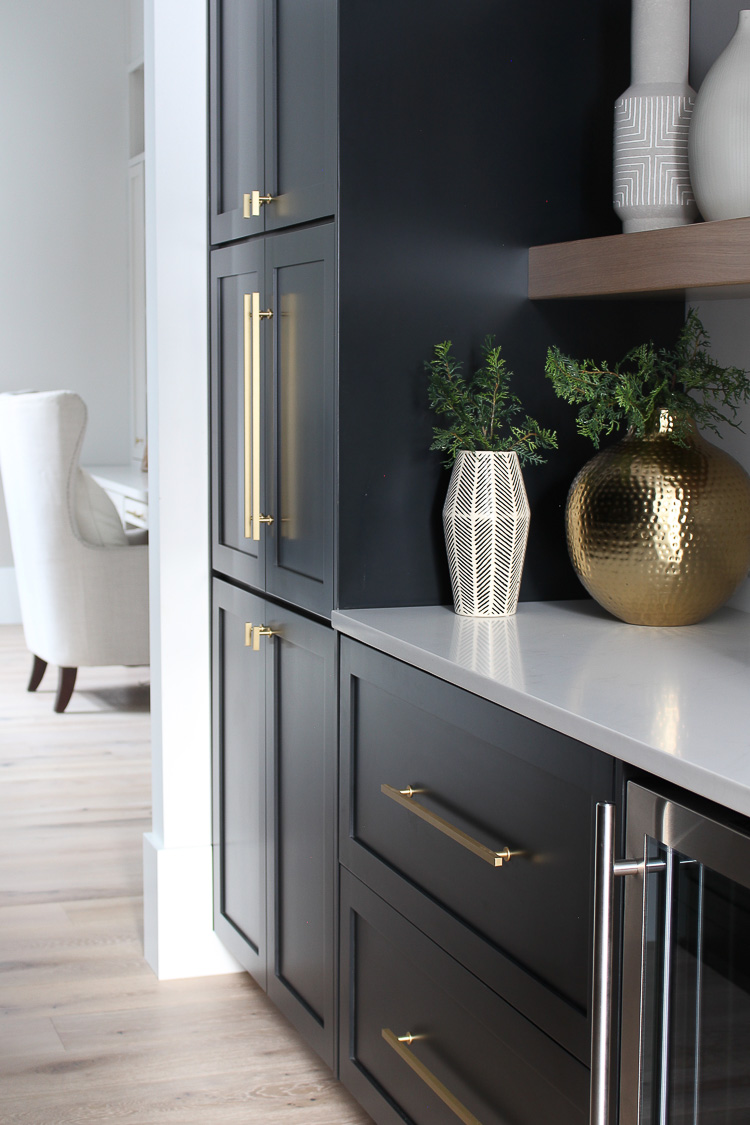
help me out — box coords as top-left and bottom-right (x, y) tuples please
(689, 11), (750, 221)
(613, 0), (698, 232)
(442, 450), (530, 618)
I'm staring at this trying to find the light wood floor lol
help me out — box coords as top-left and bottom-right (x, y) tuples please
(0, 624), (372, 1125)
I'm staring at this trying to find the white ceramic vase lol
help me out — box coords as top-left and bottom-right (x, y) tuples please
(689, 11), (750, 221)
(442, 450), (530, 618)
(613, 0), (698, 232)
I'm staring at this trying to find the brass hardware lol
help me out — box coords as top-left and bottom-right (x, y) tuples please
(243, 293), (253, 538)
(382, 1029), (484, 1125)
(243, 293), (274, 540)
(381, 784), (514, 867)
(253, 624), (280, 651)
(244, 623), (280, 651)
(243, 190), (275, 218)
(125, 509), (143, 520)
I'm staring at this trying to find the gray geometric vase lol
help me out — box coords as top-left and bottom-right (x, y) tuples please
(443, 451), (530, 617)
(613, 0), (698, 232)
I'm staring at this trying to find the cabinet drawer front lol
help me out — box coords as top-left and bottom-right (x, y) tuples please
(340, 870), (589, 1125)
(340, 639), (613, 1050)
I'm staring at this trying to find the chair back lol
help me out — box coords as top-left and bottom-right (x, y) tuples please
(0, 390), (149, 668)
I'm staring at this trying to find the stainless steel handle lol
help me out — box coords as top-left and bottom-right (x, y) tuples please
(591, 802), (640, 1125)
(381, 1029), (484, 1125)
(381, 784), (515, 867)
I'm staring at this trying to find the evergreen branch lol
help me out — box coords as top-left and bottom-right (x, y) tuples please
(425, 337), (557, 467)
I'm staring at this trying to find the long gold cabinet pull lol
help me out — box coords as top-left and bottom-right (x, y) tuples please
(243, 190), (275, 217)
(243, 293), (274, 540)
(244, 623), (281, 651)
(381, 1029), (485, 1125)
(381, 784), (515, 867)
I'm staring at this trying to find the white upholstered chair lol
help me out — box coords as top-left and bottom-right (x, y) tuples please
(0, 391), (149, 712)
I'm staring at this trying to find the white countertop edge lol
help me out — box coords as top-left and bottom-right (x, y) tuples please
(332, 604), (750, 820)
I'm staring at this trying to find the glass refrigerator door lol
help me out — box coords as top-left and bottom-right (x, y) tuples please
(620, 784), (750, 1125)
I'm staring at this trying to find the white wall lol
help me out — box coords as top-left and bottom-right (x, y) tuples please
(0, 0), (131, 615)
(142, 0), (240, 980)
(690, 1), (750, 613)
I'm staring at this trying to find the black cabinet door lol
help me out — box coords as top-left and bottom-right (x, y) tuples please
(265, 604), (337, 1068)
(209, 0), (266, 244)
(211, 240), (266, 593)
(211, 225), (334, 616)
(265, 0), (337, 233)
(264, 223), (335, 616)
(339, 870), (589, 1125)
(209, 0), (336, 245)
(212, 579), (267, 986)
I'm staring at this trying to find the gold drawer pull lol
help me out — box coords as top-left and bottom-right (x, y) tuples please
(382, 1029), (484, 1125)
(381, 784), (513, 867)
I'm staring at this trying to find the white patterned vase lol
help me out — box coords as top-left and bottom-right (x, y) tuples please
(442, 450), (530, 617)
(689, 11), (750, 221)
(613, 0), (698, 232)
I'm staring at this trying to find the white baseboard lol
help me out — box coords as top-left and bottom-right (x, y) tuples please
(0, 567), (21, 624)
(142, 832), (243, 980)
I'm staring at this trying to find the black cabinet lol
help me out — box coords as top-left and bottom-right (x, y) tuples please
(339, 637), (615, 1069)
(340, 869), (590, 1125)
(211, 223), (335, 618)
(212, 580), (267, 986)
(209, 0), (336, 244)
(211, 578), (337, 1067)
(210, 0), (668, 618)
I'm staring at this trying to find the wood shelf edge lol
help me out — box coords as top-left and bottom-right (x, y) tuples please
(528, 217), (750, 300)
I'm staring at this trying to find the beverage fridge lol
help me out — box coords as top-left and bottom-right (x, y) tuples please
(592, 781), (750, 1124)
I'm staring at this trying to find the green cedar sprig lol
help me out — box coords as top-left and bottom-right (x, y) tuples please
(425, 336), (557, 467)
(545, 309), (750, 448)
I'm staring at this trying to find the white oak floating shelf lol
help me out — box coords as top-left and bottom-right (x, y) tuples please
(528, 216), (750, 300)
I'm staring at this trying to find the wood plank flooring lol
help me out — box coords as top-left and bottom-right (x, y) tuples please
(0, 625), (372, 1124)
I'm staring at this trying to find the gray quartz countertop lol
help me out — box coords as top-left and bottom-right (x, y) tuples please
(332, 600), (750, 818)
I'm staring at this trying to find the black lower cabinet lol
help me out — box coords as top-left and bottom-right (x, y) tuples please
(212, 580), (267, 986)
(212, 577), (337, 1067)
(339, 869), (590, 1125)
(339, 637), (615, 1064)
(264, 598), (337, 1067)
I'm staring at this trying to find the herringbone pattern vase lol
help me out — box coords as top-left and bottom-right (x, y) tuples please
(443, 451), (530, 617)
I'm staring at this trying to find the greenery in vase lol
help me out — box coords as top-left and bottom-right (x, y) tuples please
(425, 336), (557, 467)
(544, 309), (750, 447)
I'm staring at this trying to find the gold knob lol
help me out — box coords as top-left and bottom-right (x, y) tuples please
(243, 624), (280, 652)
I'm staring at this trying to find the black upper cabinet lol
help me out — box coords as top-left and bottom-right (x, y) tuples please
(211, 223), (335, 617)
(211, 0), (683, 612)
(209, 0), (336, 244)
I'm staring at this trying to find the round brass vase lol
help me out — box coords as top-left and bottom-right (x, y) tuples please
(566, 416), (750, 626)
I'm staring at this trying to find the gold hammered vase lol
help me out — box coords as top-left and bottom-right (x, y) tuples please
(566, 412), (750, 626)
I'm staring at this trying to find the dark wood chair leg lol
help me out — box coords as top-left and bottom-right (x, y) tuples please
(54, 667), (78, 713)
(27, 654), (48, 693)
